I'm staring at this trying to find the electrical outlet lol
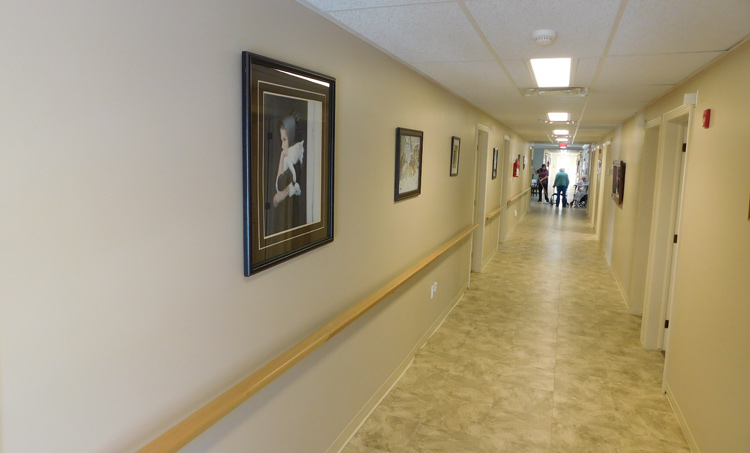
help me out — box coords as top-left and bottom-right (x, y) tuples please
(430, 282), (438, 299)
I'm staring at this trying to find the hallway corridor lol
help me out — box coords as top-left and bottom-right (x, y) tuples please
(343, 203), (690, 452)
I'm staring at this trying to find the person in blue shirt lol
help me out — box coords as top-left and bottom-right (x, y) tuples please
(553, 168), (570, 207)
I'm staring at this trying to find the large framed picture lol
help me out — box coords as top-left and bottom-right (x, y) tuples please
(395, 128), (423, 201)
(450, 136), (460, 176)
(242, 52), (335, 276)
(612, 160), (626, 205)
(492, 148), (499, 179)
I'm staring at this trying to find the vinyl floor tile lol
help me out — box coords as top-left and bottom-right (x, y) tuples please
(342, 203), (689, 452)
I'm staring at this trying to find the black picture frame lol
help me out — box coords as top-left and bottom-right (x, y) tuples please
(395, 128), (424, 201)
(492, 148), (499, 179)
(612, 160), (626, 205)
(242, 52), (335, 276)
(450, 136), (460, 176)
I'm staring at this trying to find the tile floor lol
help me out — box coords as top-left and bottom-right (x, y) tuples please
(343, 202), (690, 452)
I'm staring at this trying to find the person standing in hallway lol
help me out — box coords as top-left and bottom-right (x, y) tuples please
(535, 164), (550, 203)
(553, 167), (569, 207)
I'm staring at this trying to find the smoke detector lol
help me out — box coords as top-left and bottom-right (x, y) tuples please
(532, 29), (557, 46)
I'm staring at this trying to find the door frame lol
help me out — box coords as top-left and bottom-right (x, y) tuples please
(640, 104), (693, 352)
(471, 124), (490, 273)
(593, 142), (610, 237)
(498, 136), (511, 242)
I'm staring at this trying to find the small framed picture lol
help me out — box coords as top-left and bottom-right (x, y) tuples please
(242, 52), (335, 276)
(395, 128), (424, 201)
(492, 148), (499, 179)
(450, 136), (460, 176)
(612, 160), (626, 205)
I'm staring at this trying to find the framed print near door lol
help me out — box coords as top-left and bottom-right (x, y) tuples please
(242, 52), (335, 276)
(450, 136), (460, 176)
(492, 148), (499, 179)
(612, 160), (626, 205)
(395, 127), (423, 201)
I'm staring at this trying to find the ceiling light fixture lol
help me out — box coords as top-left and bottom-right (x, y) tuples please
(539, 119), (576, 125)
(553, 129), (570, 135)
(530, 58), (571, 87)
(548, 112), (570, 122)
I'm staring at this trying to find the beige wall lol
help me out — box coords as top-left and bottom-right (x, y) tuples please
(594, 40), (750, 450)
(643, 40), (750, 452)
(502, 140), (532, 241)
(597, 112), (657, 316)
(0, 0), (527, 451)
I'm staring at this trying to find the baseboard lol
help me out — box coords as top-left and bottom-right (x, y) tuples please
(481, 248), (497, 271)
(506, 194), (530, 236)
(327, 286), (467, 453)
(665, 383), (699, 452)
(609, 265), (631, 313)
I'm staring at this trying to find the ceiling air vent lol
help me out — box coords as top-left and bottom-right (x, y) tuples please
(521, 87), (589, 97)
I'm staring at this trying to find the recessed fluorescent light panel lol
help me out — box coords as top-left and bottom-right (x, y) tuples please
(530, 58), (571, 87)
(553, 129), (570, 135)
(548, 112), (570, 122)
(556, 137), (569, 142)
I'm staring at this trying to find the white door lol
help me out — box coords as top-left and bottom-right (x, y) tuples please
(471, 125), (490, 273)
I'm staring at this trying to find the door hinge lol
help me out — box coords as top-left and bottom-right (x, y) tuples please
(665, 319), (670, 329)
(673, 234), (678, 244)
(682, 143), (687, 152)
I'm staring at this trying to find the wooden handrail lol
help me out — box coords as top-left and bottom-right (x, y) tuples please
(138, 224), (478, 452)
(507, 187), (531, 206)
(485, 204), (504, 221)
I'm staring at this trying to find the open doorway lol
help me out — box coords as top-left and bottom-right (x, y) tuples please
(547, 152), (578, 206)
(594, 142), (610, 236)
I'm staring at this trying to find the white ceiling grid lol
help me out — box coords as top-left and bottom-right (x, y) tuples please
(298, 0), (750, 144)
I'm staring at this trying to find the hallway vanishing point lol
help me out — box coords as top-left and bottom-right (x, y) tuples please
(343, 202), (690, 452)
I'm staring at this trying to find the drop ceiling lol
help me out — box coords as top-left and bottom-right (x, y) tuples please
(297, 0), (750, 145)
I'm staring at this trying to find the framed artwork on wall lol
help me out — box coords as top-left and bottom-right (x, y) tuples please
(492, 148), (499, 179)
(612, 160), (626, 205)
(242, 52), (335, 276)
(450, 136), (460, 176)
(395, 127), (424, 201)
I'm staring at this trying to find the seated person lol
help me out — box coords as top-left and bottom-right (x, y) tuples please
(574, 176), (589, 204)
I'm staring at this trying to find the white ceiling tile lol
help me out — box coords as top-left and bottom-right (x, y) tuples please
(585, 96), (649, 114)
(300, 0), (451, 12)
(459, 88), (528, 117)
(591, 85), (675, 103)
(503, 59), (534, 87)
(610, 0), (750, 56)
(572, 58), (599, 87)
(597, 52), (723, 86)
(300, 0), (750, 143)
(329, 2), (494, 63)
(464, 0), (621, 59)
(413, 60), (515, 93)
